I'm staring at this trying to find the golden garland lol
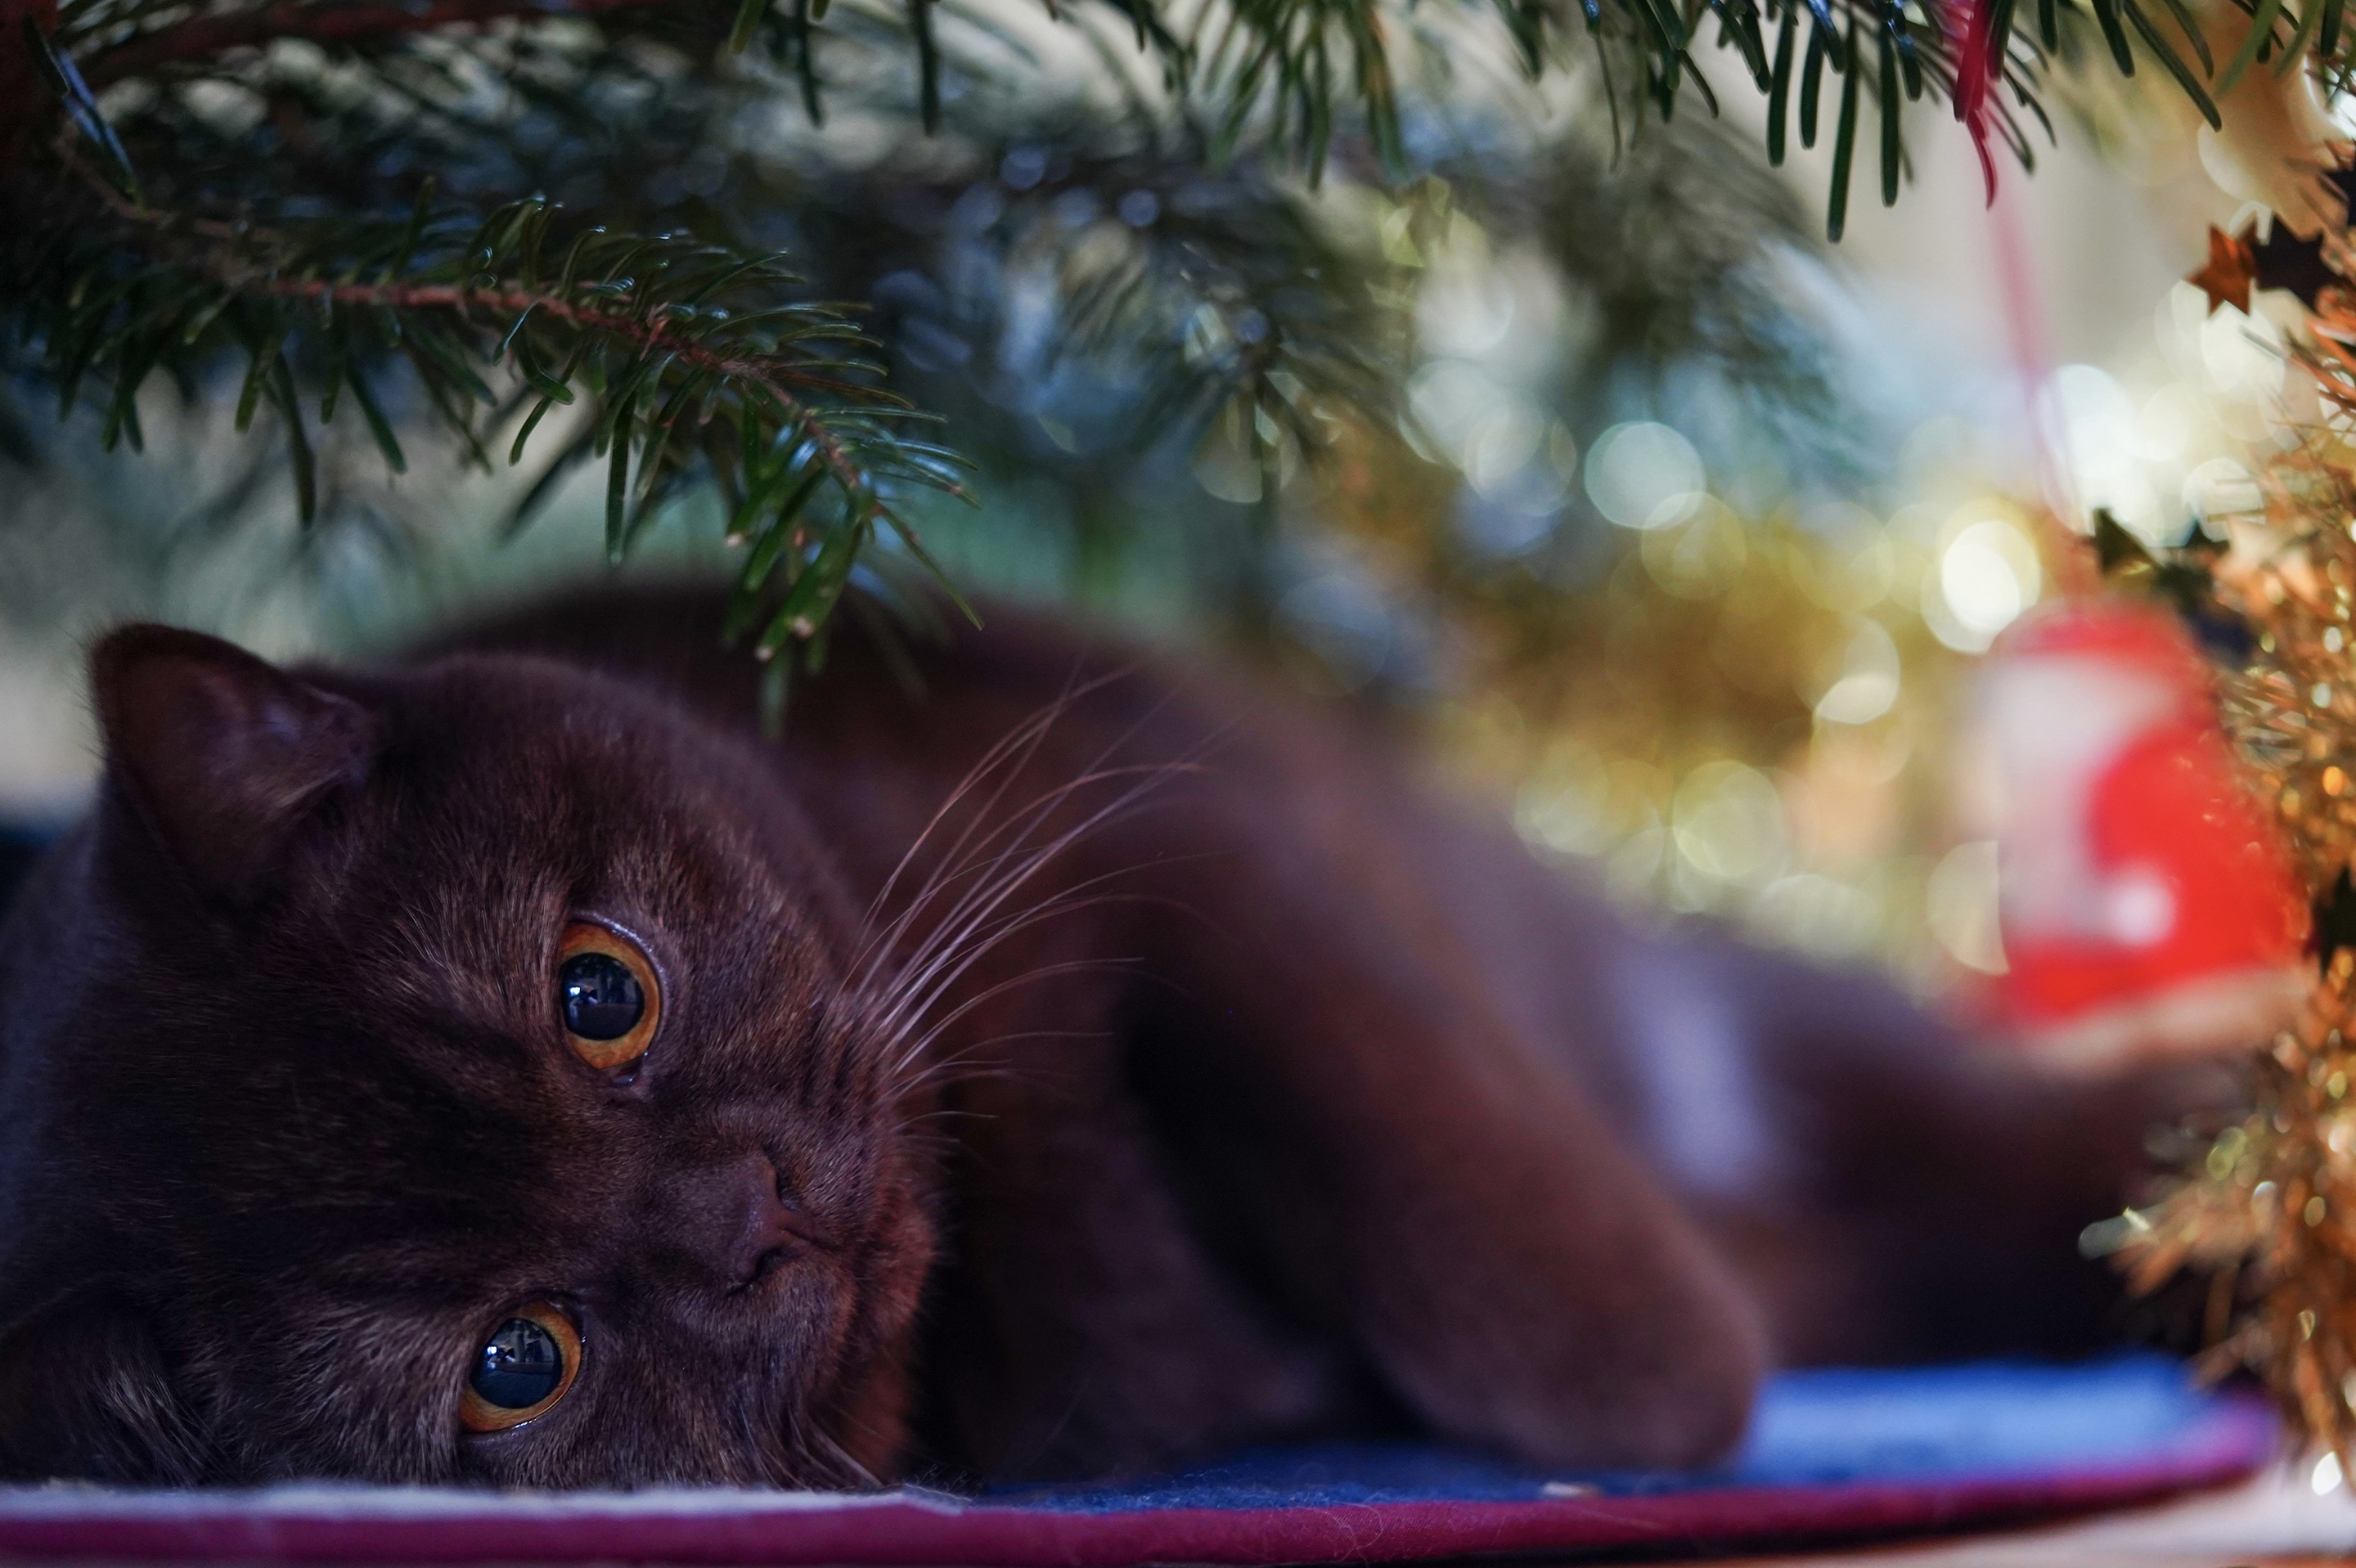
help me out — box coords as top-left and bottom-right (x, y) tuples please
(2118, 426), (2356, 1463)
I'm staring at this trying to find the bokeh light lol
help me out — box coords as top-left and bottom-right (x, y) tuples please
(1925, 513), (2042, 653)
(1585, 422), (1707, 531)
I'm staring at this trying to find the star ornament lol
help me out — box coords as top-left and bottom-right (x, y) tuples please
(2189, 224), (2257, 316)
(2187, 214), (2345, 315)
(2325, 155), (2356, 222)
(2252, 222), (2340, 309)
(2191, 158), (2356, 317)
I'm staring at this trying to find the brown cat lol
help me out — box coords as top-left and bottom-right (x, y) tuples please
(0, 583), (2203, 1488)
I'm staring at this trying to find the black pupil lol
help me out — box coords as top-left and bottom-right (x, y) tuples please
(470, 1317), (565, 1411)
(560, 951), (643, 1040)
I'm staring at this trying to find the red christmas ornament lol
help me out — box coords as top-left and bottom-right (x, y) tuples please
(1974, 599), (2309, 1069)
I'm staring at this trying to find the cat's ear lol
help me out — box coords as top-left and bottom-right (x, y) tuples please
(0, 1283), (207, 1482)
(92, 625), (378, 902)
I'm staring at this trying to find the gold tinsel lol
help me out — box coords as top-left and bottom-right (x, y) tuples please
(2120, 436), (2356, 1462)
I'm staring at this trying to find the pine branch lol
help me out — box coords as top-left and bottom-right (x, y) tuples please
(11, 0), (1433, 676)
(0, 0), (2288, 689)
(35, 0), (2274, 246)
(254, 274), (897, 487)
(46, 0), (2021, 220)
(8, 148), (970, 693)
(74, 0), (673, 84)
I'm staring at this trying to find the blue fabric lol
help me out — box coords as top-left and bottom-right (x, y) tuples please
(990, 1355), (2233, 1512)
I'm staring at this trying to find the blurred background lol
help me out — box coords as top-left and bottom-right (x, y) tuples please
(0, 4), (2303, 1001)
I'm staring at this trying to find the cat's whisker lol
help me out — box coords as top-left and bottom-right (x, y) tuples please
(811, 1427), (884, 1492)
(891, 1029), (1108, 1103)
(863, 720), (1230, 1022)
(890, 1034), (1109, 1121)
(860, 776), (1191, 1050)
(849, 698), (1069, 976)
(865, 824), (1139, 1036)
(857, 760), (1200, 1013)
(857, 764), (1224, 1086)
(866, 893), (1117, 1067)
(857, 760), (1146, 988)
(851, 742), (1186, 1002)
(849, 666), (1135, 978)
(851, 681), (1198, 998)
(880, 953), (1141, 1081)
(870, 886), (1201, 1073)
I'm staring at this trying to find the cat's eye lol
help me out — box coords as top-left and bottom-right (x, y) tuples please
(459, 1301), (581, 1432)
(557, 922), (660, 1070)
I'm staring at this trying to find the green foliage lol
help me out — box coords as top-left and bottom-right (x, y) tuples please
(0, 0), (2306, 687)
(7, 0), (1433, 660)
(9, 173), (969, 672)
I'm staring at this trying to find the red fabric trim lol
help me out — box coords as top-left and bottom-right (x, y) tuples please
(0, 1399), (2275, 1566)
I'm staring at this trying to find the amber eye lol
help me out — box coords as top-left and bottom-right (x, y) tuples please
(459, 1301), (581, 1432)
(557, 922), (660, 1070)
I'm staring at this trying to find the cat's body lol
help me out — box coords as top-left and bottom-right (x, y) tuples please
(0, 585), (2195, 1487)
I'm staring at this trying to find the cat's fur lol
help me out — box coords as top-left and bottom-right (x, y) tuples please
(0, 584), (2203, 1487)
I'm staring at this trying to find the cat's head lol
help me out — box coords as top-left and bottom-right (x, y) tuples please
(0, 627), (935, 1486)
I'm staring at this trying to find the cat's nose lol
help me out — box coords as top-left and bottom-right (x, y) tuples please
(700, 1154), (821, 1286)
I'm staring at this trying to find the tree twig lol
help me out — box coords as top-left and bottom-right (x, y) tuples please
(255, 274), (890, 497)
